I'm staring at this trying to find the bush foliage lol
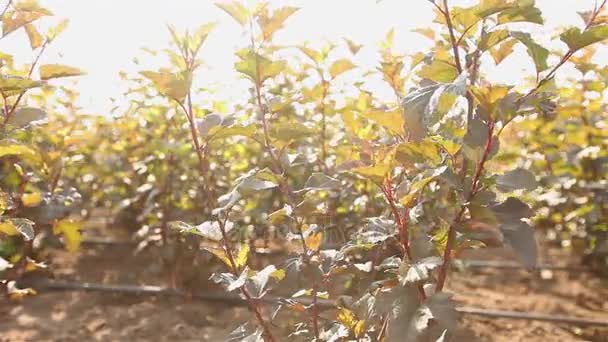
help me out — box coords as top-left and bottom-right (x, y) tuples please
(1, 0), (608, 340)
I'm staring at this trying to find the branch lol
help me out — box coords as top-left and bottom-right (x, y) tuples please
(436, 120), (496, 292)
(441, 0), (463, 73)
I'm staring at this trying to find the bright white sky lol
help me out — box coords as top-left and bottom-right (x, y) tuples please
(3, 0), (602, 113)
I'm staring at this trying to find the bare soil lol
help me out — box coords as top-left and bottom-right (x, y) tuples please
(1, 226), (607, 341)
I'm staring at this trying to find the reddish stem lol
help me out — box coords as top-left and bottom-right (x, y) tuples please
(436, 120), (495, 292)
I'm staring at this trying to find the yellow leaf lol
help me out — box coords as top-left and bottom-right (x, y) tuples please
(471, 85), (511, 115)
(270, 268), (286, 281)
(140, 70), (191, 101)
(0, 75), (42, 93)
(338, 308), (356, 327)
(418, 59), (458, 83)
(491, 39), (517, 65)
(204, 246), (232, 267)
(412, 27), (435, 40)
(305, 231), (323, 251)
(343, 38), (362, 55)
(39, 64), (85, 81)
(21, 192), (42, 207)
(46, 18), (69, 42)
(234, 243), (250, 268)
(24, 24), (43, 49)
(354, 320), (366, 338)
(2, 7), (49, 37)
(258, 6), (299, 40)
(358, 109), (404, 136)
(53, 219), (82, 252)
(215, 1), (250, 26)
(330, 59), (356, 79)
(0, 221), (19, 236)
(8, 287), (36, 300)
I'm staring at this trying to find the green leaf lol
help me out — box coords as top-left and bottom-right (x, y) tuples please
(215, 1), (250, 26)
(39, 64), (86, 81)
(329, 59), (356, 79)
(509, 31), (549, 74)
(560, 25), (608, 52)
(496, 167), (538, 191)
(8, 107), (47, 127)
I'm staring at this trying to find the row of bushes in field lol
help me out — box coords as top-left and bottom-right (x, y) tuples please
(1, 0), (607, 340)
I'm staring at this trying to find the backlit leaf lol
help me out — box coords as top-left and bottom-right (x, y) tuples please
(343, 37), (362, 54)
(329, 59), (356, 79)
(140, 70), (191, 101)
(305, 231), (323, 251)
(46, 18), (69, 42)
(52, 219), (82, 252)
(234, 243), (250, 269)
(497, 1), (543, 24)
(359, 108), (404, 136)
(0, 75), (42, 93)
(235, 49), (286, 83)
(39, 64), (85, 81)
(24, 24), (43, 49)
(560, 25), (608, 52)
(257, 6), (299, 40)
(2, 6), (51, 37)
(417, 60), (458, 83)
(491, 39), (517, 64)
(215, 1), (249, 26)
(21, 192), (42, 207)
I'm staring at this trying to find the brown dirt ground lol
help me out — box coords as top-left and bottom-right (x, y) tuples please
(1, 224), (607, 342)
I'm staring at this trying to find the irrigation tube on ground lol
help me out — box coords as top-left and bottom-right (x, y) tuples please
(17, 279), (608, 327)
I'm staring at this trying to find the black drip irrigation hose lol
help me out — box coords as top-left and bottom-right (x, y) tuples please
(18, 279), (608, 327)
